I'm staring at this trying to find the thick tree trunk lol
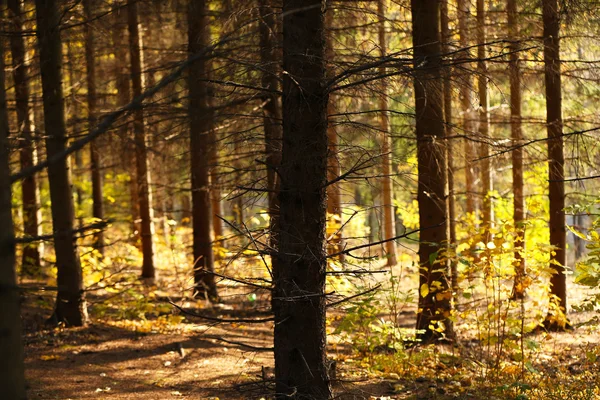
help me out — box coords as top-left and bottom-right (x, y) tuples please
(508, 0), (526, 299)
(411, 0), (454, 343)
(273, 0), (331, 397)
(378, 0), (397, 266)
(0, 28), (27, 399)
(477, 0), (492, 234)
(35, 0), (88, 326)
(457, 0), (477, 217)
(542, 0), (568, 326)
(440, 0), (458, 297)
(84, 0), (105, 255)
(127, 0), (156, 279)
(9, 0), (43, 276)
(258, 0), (282, 273)
(188, 0), (218, 301)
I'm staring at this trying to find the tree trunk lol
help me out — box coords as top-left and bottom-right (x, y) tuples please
(325, 6), (344, 261)
(258, 0), (282, 273)
(188, 0), (218, 301)
(8, 0), (42, 276)
(35, 0), (88, 326)
(508, 0), (526, 299)
(0, 27), (27, 398)
(273, 0), (331, 397)
(127, 0), (156, 279)
(477, 0), (492, 234)
(457, 0), (477, 217)
(411, 0), (454, 343)
(84, 0), (105, 255)
(440, 0), (458, 297)
(542, 0), (568, 327)
(377, 0), (397, 266)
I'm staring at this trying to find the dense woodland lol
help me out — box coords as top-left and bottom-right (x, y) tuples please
(2, 0), (600, 398)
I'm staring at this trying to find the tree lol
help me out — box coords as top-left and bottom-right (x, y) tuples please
(273, 0), (331, 397)
(411, 0), (454, 342)
(477, 0), (492, 233)
(35, 0), (88, 325)
(378, 0), (397, 266)
(84, 0), (105, 254)
(127, 0), (156, 279)
(508, 0), (526, 299)
(188, 0), (218, 301)
(457, 0), (478, 217)
(258, 0), (282, 270)
(0, 21), (27, 398)
(8, 0), (42, 275)
(542, 0), (568, 328)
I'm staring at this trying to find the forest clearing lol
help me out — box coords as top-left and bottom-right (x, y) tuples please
(2, 0), (600, 399)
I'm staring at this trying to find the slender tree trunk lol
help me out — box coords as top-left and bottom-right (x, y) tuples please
(8, 0), (42, 275)
(209, 130), (223, 245)
(127, 0), (155, 279)
(477, 0), (492, 234)
(35, 0), (88, 326)
(325, 6), (344, 261)
(411, 0), (454, 343)
(0, 26), (27, 398)
(273, 0), (331, 397)
(84, 0), (105, 255)
(258, 0), (282, 273)
(440, 0), (458, 297)
(112, 2), (138, 240)
(542, 0), (568, 327)
(457, 0), (477, 217)
(377, 0), (397, 266)
(508, 0), (526, 299)
(188, 0), (218, 301)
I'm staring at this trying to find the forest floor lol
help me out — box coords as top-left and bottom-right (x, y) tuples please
(20, 259), (600, 400)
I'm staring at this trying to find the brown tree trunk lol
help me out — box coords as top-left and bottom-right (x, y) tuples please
(0, 27), (27, 398)
(273, 0), (331, 397)
(8, 0), (42, 276)
(112, 1), (138, 240)
(411, 0), (454, 343)
(378, 0), (397, 266)
(441, 0), (458, 297)
(209, 130), (223, 245)
(325, 6), (344, 261)
(477, 0), (492, 235)
(457, 0), (477, 217)
(127, 0), (156, 279)
(188, 0), (218, 301)
(542, 0), (568, 327)
(508, 0), (526, 299)
(258, 0), (282, 273)
(35, 0), (88, 326)
(84, 0), (105, 255)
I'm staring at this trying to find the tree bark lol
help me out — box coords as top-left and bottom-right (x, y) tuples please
(508, 0), (526, 299)
(542, 0), (568, 326)
(378, 0), (397, 266)
(477, 0), (492, 234)
(188, 0), (218, 301)
(84, 0), (105, 255)
(440, 0), (458, 297)
(411, 0), (454, 343)
(35, 0), (88, 326)
(8, 0), (43, 276)
(457, 0), (477, 217)
(0, 25), (27, 398)
(127, 0), (156, 279)
(273, 0), (331, 397)
(258, 0), (282, 273)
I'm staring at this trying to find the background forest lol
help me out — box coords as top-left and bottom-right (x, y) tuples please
(2, 0), (600, 399)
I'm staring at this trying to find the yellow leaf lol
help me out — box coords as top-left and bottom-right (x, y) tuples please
(420, 283), (429, 298)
